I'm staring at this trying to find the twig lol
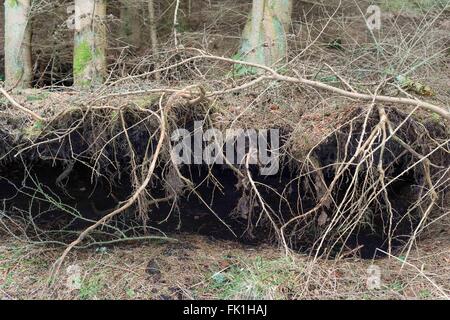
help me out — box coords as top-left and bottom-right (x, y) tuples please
(0, 87), (46, 122)
(376, 248), (448, 299)
(101, 52), (450, 121)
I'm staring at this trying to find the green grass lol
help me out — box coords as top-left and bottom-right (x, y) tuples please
(0, 246), (24, 271)
(26, 91), (50, 102)
(23, 120), (45, 139)
(206, 256), (298, 300)
(0, 272), (15, 290)
(388, 280), (406, 293)
(126, 288), (136, 299)
(79, 275), (104, 300)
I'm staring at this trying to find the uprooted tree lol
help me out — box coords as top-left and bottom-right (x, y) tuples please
(0, 0), (449, 282)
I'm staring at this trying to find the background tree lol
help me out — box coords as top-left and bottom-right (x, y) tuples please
(4, 0), (33, 89)
(73, 0), (107, 88)
(120, 0), (142, 49)
(236, 0), (293, 72)
(148, 0), (160, 79)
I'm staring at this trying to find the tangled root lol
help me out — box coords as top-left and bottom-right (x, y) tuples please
(0, 99), (448, 266)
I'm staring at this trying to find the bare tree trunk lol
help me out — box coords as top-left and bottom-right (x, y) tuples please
(237, 0), (293, 72)
(148, 0), (160, 79)
(270, 0), (293, 29)
(73, 0), (107, 88)
(4, 0), (33, 89)
(120, 0), (142, 49)
(173, 0), (181, 47)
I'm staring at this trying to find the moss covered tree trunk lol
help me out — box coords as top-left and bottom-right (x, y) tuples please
(73, 0), (107, 88)
(237, 0), (293, 72)
(4, 0), (33, 89)
(120, 0), (142, 49)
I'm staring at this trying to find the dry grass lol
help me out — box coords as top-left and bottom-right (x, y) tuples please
(0, 220), (449, 300)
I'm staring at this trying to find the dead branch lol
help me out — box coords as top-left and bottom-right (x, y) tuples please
(0, 87), (47, 122)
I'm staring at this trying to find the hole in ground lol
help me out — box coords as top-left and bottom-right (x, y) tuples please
(0, 159), (420, 260)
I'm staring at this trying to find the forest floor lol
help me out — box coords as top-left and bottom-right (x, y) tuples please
(0, 221), (449, 300)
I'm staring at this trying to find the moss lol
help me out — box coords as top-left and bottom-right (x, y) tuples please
(73, 40), (93, 77)
(235, 4), (288, 75)
(7, 0), (19, 8)
(77, 79), (92, 87)
(131, 94), (161, 108)
(22, 120), (45, 139)
(26, 90), (49, 102)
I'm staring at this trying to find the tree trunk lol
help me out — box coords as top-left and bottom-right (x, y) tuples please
(73, 0), (107, 88)
(270, 0), (293, 30)
(148, 0), (160, 79)
(4, 0), (33, 89)
(120, 0), (142, 49)
(237, 0), (293, 73)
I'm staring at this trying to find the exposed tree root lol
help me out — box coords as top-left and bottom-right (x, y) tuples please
(49, 95), (168, 280)
(0, 55), (448, 286)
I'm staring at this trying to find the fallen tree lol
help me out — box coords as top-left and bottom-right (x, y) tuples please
(0, 50), (448, 282)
